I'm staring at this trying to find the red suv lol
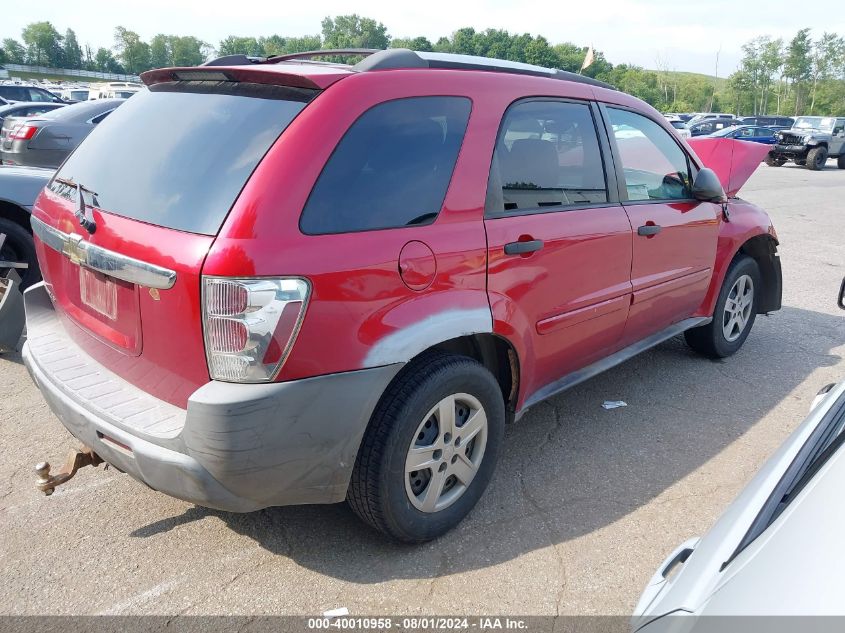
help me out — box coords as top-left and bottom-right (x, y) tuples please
(23, 49), (781, 542)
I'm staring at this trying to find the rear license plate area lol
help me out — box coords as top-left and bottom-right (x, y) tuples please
(79, 267), (118, 320)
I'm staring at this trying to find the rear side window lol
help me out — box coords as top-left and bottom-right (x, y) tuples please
(300, 97), (471, 235)
(486, 100), (608, 215)
(607, 107), (693, 201)
(50, 82), (313, 235)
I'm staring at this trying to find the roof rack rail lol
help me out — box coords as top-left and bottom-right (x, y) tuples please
(354, 49), (616, 90)
(203, 48), (615, 90)
(203, 49), (379, 68)
(265, 49), (380, 63)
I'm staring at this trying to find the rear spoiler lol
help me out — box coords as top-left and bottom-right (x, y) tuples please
(140, 66), (346, 91)
(687, 138), (772, 197)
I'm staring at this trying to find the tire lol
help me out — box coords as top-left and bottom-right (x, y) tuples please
(348, 351), (505, 542)
(806, 146), (828, 170)
(838, 154), (845, 169)
(685, 255), (761, 359)
(0, 217), (40, 290)
(765, 154), (785, 167)
(794, 159), (806, 166)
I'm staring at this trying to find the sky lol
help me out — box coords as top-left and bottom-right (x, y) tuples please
(3, 0), (845, 76)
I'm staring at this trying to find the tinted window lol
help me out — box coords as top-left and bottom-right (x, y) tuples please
(486, 100), (607, 215)
(670, 121), (686, 130)
(607, 108), (692, 201)
(300, 97), (471, 234)
(50, 82), (313, 235)
(0, 87), (25, 101)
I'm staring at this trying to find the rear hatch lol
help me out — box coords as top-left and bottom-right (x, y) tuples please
(31, 76), (321, 406)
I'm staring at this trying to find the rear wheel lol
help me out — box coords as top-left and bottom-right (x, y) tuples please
(794, 159), (807, 166)
(0, 217), (40, 290)
(685, 256), (761, 358)
(806, 146), (828, 170)
(765, 154), (785, 167)
(838, 154), (845, 169)
(348, 352), (505, 542)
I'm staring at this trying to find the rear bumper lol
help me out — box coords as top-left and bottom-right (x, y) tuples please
(22, 282), (402, 511)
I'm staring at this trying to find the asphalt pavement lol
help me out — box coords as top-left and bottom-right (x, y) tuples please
(1, 161), (843, 617)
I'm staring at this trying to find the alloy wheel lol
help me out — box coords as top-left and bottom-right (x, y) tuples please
(405, 393), (488, 513)
(722, 274), (754, 342)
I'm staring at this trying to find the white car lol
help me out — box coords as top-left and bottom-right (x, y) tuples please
(667, 117), (691, 140)
(634, 279), (845, 630)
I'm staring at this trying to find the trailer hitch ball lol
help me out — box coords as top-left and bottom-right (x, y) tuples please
(34, 448), (103, 495)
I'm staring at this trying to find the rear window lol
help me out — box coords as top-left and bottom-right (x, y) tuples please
(50, 82), (314, 235)
(300, 96), (471, 235)
(670, 121), (686, 129)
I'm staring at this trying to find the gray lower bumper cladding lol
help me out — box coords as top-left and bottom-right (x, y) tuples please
(22, 282), (402, 511)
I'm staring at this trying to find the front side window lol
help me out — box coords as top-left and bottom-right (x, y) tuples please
(300, 96), (471, 235)
(607, 107), (693, 201)
(486, 100), (608, 215)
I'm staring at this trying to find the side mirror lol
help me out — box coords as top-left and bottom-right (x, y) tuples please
(839, 277), (845, 310)
(692, 168), (727, 203)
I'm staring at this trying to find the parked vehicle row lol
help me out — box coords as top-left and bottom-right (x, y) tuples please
(22, 48), (781, 543)
(1, 98), (124, 169)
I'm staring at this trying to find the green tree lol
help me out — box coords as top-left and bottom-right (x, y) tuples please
(94, 47), (124, 73)
(114, 26), (151, 74)
(809, 32), (845, 113)
(63, 28), (83, 69)
(219, 36), (263, 57)
(2, 38), (26, 63)
(785, 28), (813, 114)
(390, 36), (433, 51)
(260, 35), (321, 56)
(321, 15), (390, 50)
(21, 21), (64, 66)
(149, 34), (172, 68)
(169, 36), (207, 66)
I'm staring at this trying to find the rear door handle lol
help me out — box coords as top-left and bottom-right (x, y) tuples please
(504, 239), (544, 255)
(637, 224), (662, 236)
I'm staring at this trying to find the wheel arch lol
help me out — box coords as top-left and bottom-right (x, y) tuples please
(738, 234), (782, 314)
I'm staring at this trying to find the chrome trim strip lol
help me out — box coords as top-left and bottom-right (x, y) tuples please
(30, 216), (177, 290)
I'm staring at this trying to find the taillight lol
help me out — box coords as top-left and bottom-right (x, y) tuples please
(202, 277), (310, 382)
(9, 124), (39, 141)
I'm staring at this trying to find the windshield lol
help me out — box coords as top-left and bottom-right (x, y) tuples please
(50, 82), (315, 235)
(794, 116), (835, 131)
(670, 121), (686, 129)
(69, 91), (89, 100)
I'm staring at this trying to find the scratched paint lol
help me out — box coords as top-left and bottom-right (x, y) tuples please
(364, 307), (493, 367)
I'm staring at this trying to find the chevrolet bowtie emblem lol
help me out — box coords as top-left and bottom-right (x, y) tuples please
(61, 234), (87, 266)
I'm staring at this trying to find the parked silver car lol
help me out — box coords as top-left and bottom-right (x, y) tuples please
(634, 281), (845, 630)
(1, 98), (124, 169)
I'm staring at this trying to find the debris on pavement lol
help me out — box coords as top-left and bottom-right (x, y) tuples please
(602, 400), (628, 410)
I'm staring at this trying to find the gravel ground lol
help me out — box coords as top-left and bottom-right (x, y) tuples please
(0, 162), (843, 617)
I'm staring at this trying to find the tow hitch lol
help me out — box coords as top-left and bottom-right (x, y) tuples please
(35, 447), (104, 495)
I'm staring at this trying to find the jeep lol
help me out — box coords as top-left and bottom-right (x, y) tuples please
(23, 49), (782, 542)
(767, 116), (845, 170)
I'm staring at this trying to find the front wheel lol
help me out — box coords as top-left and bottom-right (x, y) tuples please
(685, 256), (761, 358)
(347, 352), (505, 542)
(806, 146), (828, 170)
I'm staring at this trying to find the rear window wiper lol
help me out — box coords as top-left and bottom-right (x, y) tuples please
(54, 177), (98, 234)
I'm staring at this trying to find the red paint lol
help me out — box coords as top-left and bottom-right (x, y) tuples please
(399, 241), (437, 291)
(30, 63), (778, 412)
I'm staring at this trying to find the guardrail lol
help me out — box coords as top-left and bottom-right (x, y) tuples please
(1, 63), (141, 82)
